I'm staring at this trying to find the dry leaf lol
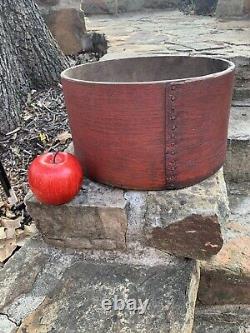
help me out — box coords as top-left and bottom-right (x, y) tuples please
(23, 113), (33, 122)
(56, 131), (72, 144)
(16, 238), (27, 247)
(11, 146), (21, 157)
(36, 100), (43, 108)
(24, 224), (38, 235)
(1, 217), (22, 229)
(39, 132), (47, 144)
(44, 100), (51, 108)
(16, 229), (25, 237)
(5, 228), (16, 240)
(0, 227), (6, 240)
(16, 229), (27, 247)
(0, 240), (6, 249)
(5, 210), (17, 219)
(6, 127), (21, 136)
(27, 92), (32, 105)
(0, 239), (17, 263)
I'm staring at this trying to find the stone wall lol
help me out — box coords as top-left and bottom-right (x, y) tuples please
(38, 0), (250, 16)
(81, 0), (179, 14)
(37, 0), (81, 9)
(245, 0), (250, 12)
(216, 0), (250, 17)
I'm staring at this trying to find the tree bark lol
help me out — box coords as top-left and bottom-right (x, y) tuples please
(0, 0), (68, 132)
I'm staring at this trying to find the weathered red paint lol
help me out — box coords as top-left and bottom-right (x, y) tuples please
(61, 56), (235, 190)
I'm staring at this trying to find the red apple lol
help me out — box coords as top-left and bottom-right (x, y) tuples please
(28, 152), (83, 205)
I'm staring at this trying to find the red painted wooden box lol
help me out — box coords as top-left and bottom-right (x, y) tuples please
(61, 56), (235, 190)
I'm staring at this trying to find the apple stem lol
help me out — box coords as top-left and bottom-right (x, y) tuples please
(53, 151), (60, 164)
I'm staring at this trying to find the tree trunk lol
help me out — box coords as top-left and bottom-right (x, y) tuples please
(0, 0), (68, 132)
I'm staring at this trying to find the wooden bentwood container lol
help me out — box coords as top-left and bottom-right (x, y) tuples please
(61, 56), (235, 190)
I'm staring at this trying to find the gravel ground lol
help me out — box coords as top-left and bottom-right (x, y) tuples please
(0, 53), (97, 203)
(0, 87), (69, 200)
(0, 53), (99, 264)
(0, 53), (99, 263)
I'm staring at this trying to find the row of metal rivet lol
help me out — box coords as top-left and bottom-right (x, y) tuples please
(166, 84), (178, 188)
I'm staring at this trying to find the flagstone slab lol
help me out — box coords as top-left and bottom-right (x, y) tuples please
(193, 305), (250, 333)
(0, 238), (200, 333)
(198, 182), (250, 305)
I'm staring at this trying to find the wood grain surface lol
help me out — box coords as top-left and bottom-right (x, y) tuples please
(62, 56), (235, 190)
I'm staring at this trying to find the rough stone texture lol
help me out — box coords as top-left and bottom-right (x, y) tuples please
(233, 57), (250, 87)
(36, 0), (60, 6)
(81, 0), (178, 15)
(0, 237), (200, 333)
(193, 305), (250, 333)
(226, 59), (250, 183)
(37, 0), (81, 10)
(193, 0), (218, 15)
(226, 139), (250, 183)
(216, 0), (250, 17)
(216, 0), (245, 17)
(81, 0), (117, 15)
(234, 86), (250, 100)
(0, 315), (16, 333)
(144, 0), (178, 9)
(25, 180), (128, 251)
(26, 166), (228, 260)
(225, 100), (250, 182)
(246, 0), (250, 13)
(148, 214), (222, 258)
(86, 11), (250, 59)
(198, 182), (250, 305)
(127, 169), (228, 260)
